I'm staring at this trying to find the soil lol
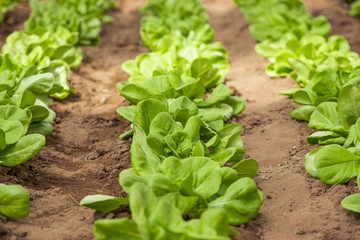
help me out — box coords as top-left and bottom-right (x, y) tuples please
(1, 0), (360, 239)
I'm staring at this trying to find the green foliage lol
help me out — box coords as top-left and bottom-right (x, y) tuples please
(140, 0), (214, 51)
(0, 0), (113, 219)
(81, 0), (263, 238)
(0, 184), (30, 219)
(0, 95), (49, 167)
(115, 106), (262, 222)
(123, 0), (230, 90)
(350, 0), (360, 16)
(80, 195), (129, 212)
(27, 0), (115, 46)
(233, 0), (330, 42)
(0, 0), (23, 23)
(311, 145), (360, 184)
(94, 183), (237, 240)
(0, 134), (45, 167)
(121, 41), (229, 90)
(234, 0), (360, 214)
(342, 193), (360, 213)
(0, 0), (113, 169)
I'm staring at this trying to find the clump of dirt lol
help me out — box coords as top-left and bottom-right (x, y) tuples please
(1, 0), (360, 239)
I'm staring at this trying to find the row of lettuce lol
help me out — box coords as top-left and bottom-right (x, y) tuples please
(348, 0), (360, 16)
(0, 0), (114, 219)
(233, 0), (360, 213)
(79, 0), (264, 239)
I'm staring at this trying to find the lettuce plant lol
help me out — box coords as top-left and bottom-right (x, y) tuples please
(140, 0), (215, 51)
(26, 0), (115, 46)
(0, 184), (30, 219)
(0, 0), (114, 168)
(121, 40), (229, 90)
(234, 0), (360, 214)
(94, 183), (239, 240)
(0, 69), (57, 167)
(81, 0), (263, 238)
(350, 0), (360, 16)
(341, 175), (360, 213)
(0, 0), (114, 219)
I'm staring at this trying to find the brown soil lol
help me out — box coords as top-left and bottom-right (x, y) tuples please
(1, 0), (360, 240)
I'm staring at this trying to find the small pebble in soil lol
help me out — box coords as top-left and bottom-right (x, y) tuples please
(296, 230), (306, 235)
(260, 175), (272, 180)
(333, 225), (341, 230)
(16, 171), (28, 179)
(266, 195), (272, 199)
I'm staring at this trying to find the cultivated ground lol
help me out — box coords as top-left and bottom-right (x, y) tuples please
(1, 0), (360, 239)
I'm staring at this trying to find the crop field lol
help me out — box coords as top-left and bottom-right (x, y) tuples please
(1, 0), (360, 239)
